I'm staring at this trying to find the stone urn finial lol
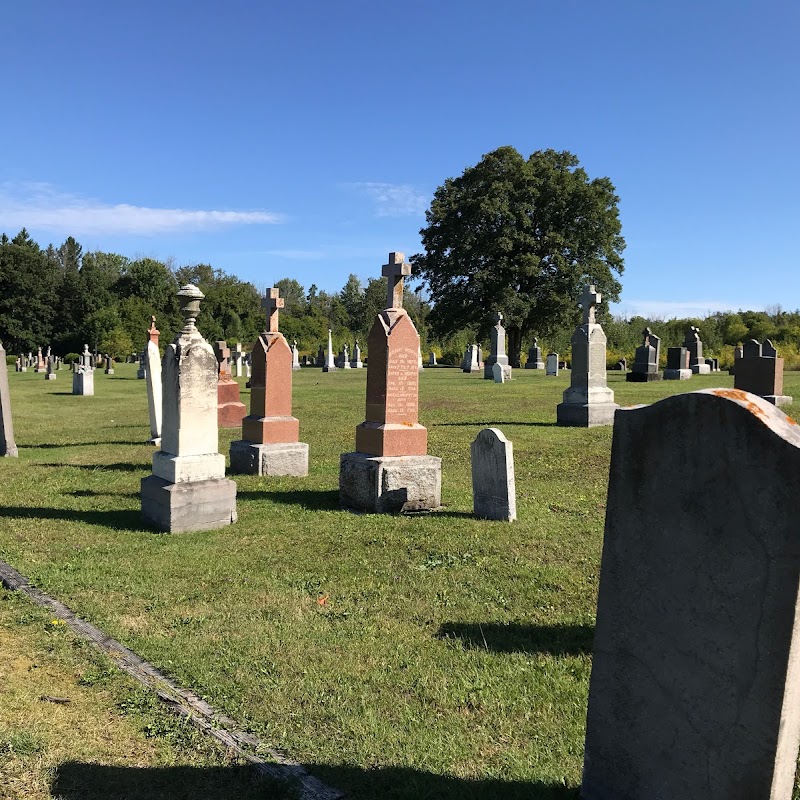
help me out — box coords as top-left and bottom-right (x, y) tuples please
(177, 284), (204, 333)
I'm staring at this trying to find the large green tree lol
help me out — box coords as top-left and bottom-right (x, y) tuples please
(411, 146), (625, 365)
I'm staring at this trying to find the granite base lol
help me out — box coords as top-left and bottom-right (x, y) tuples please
(229, 440), (309, 476)
(663, 369), (692, 380)
(339, 452), (442, 514)
(556, 402), (620, 428)
(626, 372), (662, 382)
(140, 475), (237, 533)
(763, 395), (793, 407)
(691, 364), (712, 375)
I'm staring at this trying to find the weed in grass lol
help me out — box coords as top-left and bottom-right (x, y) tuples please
(0, 728), (46, 757)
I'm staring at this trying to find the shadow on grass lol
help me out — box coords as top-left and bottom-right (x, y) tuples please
(41, 461), (147, 472)
(432, 421), (556, 428)
(67, 489), (139, 499)
(438, 622), (594, 656)
(52, 761), (579, 800)
(0, 506), (143, 532)
(237, 488), (340, 511)
(24, 440), (143, 449)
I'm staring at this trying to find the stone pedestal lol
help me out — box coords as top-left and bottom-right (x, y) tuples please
(484, 311), (510, 380)
(230, 440), (309, 477)
(141, 476), (237, 533)
(763, 395), (793, 407)
(663, 369), (692, 380)
(691, 362), (711, 375)
(339, 452), (441, 514)
(217, 379), (247, 428)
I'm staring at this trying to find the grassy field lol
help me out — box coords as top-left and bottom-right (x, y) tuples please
(1, 362), (798, 799)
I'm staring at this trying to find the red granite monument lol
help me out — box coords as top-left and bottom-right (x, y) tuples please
(214, 340), (247, 428)
(340, 253), (441, 513)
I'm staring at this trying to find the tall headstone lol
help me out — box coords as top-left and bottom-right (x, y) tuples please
(351, 341), (363, 368)
(141, 284), (237, 532)
(730, 343), (744, 375)
(145, 316), (162, 446)
(418, 344), (424, 372)
(316, 345), (325, 367)
(17, 353), (26, 372)
(104, 354), (114, 375)
(462, 344), (480, 374)
(484, 311), (511, 381)
(525, 337), (545, 369)
(339, 252), (441, 513)
(582, 389), (800, 800)
(686, 325), (711, 374)
(734, 338), (793, 406)
(230, 288), (308, 476)
(663, 346), (691, 380)
(214, 339), (247, 428)
(546, 352), (559, 376)
(428, 351), (437, 367)
(35, 347), (45, 373)
(0, 341), (18, 457)
(341, 343), (351, 369)
(291, 340), (301, 370)
(627, 327), (662, 382)
(556, 286), (619, 427)
(45, 354), (56, 380)
(471, 428), (515, 521)
(323, 329), (337, 372)
(72, 344), (94, 396)
(137, 344), (147, 379)
(233, 343), (244, 377)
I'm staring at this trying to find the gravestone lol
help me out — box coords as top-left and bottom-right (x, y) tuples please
(685, 325), (710, 374)
(214, 340), (247, 428)
(17, 353), (26, 372)
(556, 286), (619, 427)
(0, 340), (18, 457)
(418, 345), (424, 372)
(525, 337), (545, 369)
(471, 428), (515, 521)
(323, 329), (337, 372)
(35, 347), (45, 372)
(484, 311), (511, 381)
(341, 344), (351, 369)
(428, 351), (437, 366)
(141, 284), (237, 532)
(546, 353), (559, 376)
(291, 340), (301, 370)
(45, 354), (56, 380)
(730, 344), (743, 375)
(627, 327), (662, 382)
(582, 389), (800, 800)
(663, 346), (692, 380)
(615, 358), (626, 371)
(230, 288), (308, 476)
(351, 341), (363, 368)
(137, 344), (147, 379)
(145, 317), (162, 446)
(233, 343), (244, 377)
(462, 344), (480, 373)
(104, 354), (114, 375)
(340, 252), (441, 513)
(316, 345), (325, 368)
(734, 338), (792, 406)
(491, 361), (506, 383)
(72, 344), (94, 395)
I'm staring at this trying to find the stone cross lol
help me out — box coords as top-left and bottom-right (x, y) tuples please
(382, 252), (412, 309)
(147, 316), (160, 346)
(215, 341), (232, 377)
(579, 285), (601, 325)
(262, 288), (284, 333)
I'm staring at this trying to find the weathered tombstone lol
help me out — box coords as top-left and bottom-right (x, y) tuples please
(351, 341), (363, 369)
(525, 337), (545, 369)
(734, 338), (793, 406)
(45, 354), (56, 380)
(341, 343), (351, 369)
(323, 329), (337, 372)
(137, 345), (147, 379)
(491, 361), (506, 383)
(316, 345), (325, 367)
(545, 352), (559, 376)
(418, 345), (424, 372)
(460, 346), (470, 371)
(214, 340), (247, 428)
(72, 344), (94, 395)
(17, 353), (26, 372)
(470, 428), (515, 521)
(230, 288), (308, 476)
(104, 354), (114, 375)
(615, 358), (627, 371)
(663, 346), (692, 380)
(428, 351), (437, 367)
(685, 325), (710, 374)
(582, 389), (800, 800)
(233, 343), (244, 377)
(34, 347), (45, 372)
(484, 311), (511, 381)
(627, 327), (662, 382)
(145, 317), (162, 446)
(462, 344), (480, 374)
(291, 340), (301, 370)
(0, 341), (18, 457)
(141, 284), (237, 532)
(340, 252), (441, 513)
(556, 286), (619, 427)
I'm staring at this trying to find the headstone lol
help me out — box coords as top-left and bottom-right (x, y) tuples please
(137, 338), (147, 378)
(214, 339), (247, 428)
(340, 252), (441, 513)
(72, 344), (94, 395)
(341, 343), (351, 369)
(484, 311), (511, 381)
(462, 344), (480, 373)
(418, 344), (424, 372)
(35, 346), (44, 372)
(230, 288), (309, 477)
(104, 355), (114, 375)
(663, 346), (692, 380)
(316, 345), (325, 367)
(17, 353), (26, 372)
(428, 351), (437, 367)
(291, 340), (301, 371)
(582, 389), (800, 800)
(351, 341), (363, 369)
(233, 343), (244, 377)
(734, 338), (793, 407)
(615, 358), (627, 371)
(685, 325), (710, 374)
(0, 341), (18, 457)
(627, 327), (662, 382)
(556, 286), (619, 427)
(546, 353), (559, 376)
(525, 337), (545, 369)
(470, 428), (515, 521)
(141, 284), (237, 532)
(145, 317), (162, 446)
(491, 361), (506, 383)
(323, 329), (337, 372)
(45, 354), (56, 380)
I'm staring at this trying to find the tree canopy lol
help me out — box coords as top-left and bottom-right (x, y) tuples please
(411, 146), (626, 364)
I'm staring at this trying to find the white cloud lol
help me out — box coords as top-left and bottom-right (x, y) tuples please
(347, 182), (428, 217)
(0, 182), (284, 235)
(262, 249), (328, 260)
(612, 299), (763, 319)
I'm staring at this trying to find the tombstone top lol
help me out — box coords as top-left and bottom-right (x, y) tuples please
(262, 287), (284, 333)
(493, 311), (504, 326)
(177, 284), (204, 333)
(684, 325), (701, 346)
(763, 338), (778, 358)
(381, 251), (412, 309)
(579, 285), (601, 325)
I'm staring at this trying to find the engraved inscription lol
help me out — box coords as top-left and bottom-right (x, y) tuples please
(385, 345), (419, 422)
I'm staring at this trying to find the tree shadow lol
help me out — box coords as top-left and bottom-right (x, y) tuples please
(437, 622), (594, 656)
(67, 489), (139, 499)
(41, 461), (147, 472)
(237, 488), (341, 511)
(0, 506), (145, 532)
(52, 761), (580, 800)
(431, 421), (556, 428)
(24, 440), (144, 449)
(430, 510), (476, 519)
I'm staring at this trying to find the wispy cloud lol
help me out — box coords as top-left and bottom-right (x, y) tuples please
(261, 249), (328, 260)
(347, 182), (428, 217)
(0, 182), (284, 235)
(612, 299), (762, 319)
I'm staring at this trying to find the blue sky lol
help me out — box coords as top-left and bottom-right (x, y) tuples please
(1, 1), (798, 319)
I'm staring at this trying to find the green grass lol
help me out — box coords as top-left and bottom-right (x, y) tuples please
(1, 363), (798, 799)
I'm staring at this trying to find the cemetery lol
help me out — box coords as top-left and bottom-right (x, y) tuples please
(1, 284), (799, 797)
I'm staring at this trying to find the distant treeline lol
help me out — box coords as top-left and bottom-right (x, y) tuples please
(1, 229), (798, 369)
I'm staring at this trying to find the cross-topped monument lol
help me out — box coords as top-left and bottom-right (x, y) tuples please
(493, 311), (503, 326)
(382, 252), (412, 309)
(579, 285), (602, 325)
(262, 287), (284, 333)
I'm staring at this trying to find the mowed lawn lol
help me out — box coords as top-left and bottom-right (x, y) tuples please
(1, 363), (798, 799)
